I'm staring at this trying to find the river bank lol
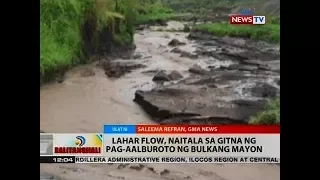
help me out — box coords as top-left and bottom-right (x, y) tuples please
(40, 0), (175, 84)
(40, 0), (280, 85)
(40, 20), (280, 180)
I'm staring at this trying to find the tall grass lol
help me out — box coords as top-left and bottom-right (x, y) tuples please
(194, 22), (280, 43)
(40, 0), (136, 83)
(249, 98), (280, 125)
(136, 3), (175, 24)
(40, 0), (85, 81)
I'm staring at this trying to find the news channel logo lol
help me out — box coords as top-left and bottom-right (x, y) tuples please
(75, 136), (86, 147)
(53, 134), (103, 148)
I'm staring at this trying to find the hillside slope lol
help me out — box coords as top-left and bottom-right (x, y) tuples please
(230, 0), (280, 16)
(163, 0), (280, 16)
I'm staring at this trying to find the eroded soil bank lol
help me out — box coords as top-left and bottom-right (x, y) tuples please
(40, 21), (280, 180)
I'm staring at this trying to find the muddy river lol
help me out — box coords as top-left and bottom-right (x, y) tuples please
(40, 21), (280, 180)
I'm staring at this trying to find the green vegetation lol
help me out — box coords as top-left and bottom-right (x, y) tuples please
(249, 98), (280, 125)
(194, 21), (280, 43)
(136, 3), (175, 25)
(40, 0), (86, 82)
(162, 0), (232, 14)
(162, 0), (280, 17)
(40, 0), (170, 84)
(40, 0), (137, 83)
(270, 16), (280, 24)
(163, 0), (280, 43)
(41, 0), (280, 84)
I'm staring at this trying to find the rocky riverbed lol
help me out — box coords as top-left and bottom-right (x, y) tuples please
(101, 28), (280, 125)
(40, 21), (280, 180)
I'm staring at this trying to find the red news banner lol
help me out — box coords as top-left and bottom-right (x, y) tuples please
(135, 125), (279, 134)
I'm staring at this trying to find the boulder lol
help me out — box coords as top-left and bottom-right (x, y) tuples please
(168, 70), (183, 80)
(168, 39), (186, 46)
(152, 71), (171, 81)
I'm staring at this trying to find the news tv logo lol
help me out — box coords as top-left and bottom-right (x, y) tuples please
(230, 15), (266, 25)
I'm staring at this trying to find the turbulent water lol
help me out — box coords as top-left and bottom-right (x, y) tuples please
(40, 31), (193, 132)
(40, 21), (280, 180)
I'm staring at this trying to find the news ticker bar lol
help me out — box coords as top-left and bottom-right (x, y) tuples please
(41, 125), (280, 159)
(40, 156), (280, 164)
